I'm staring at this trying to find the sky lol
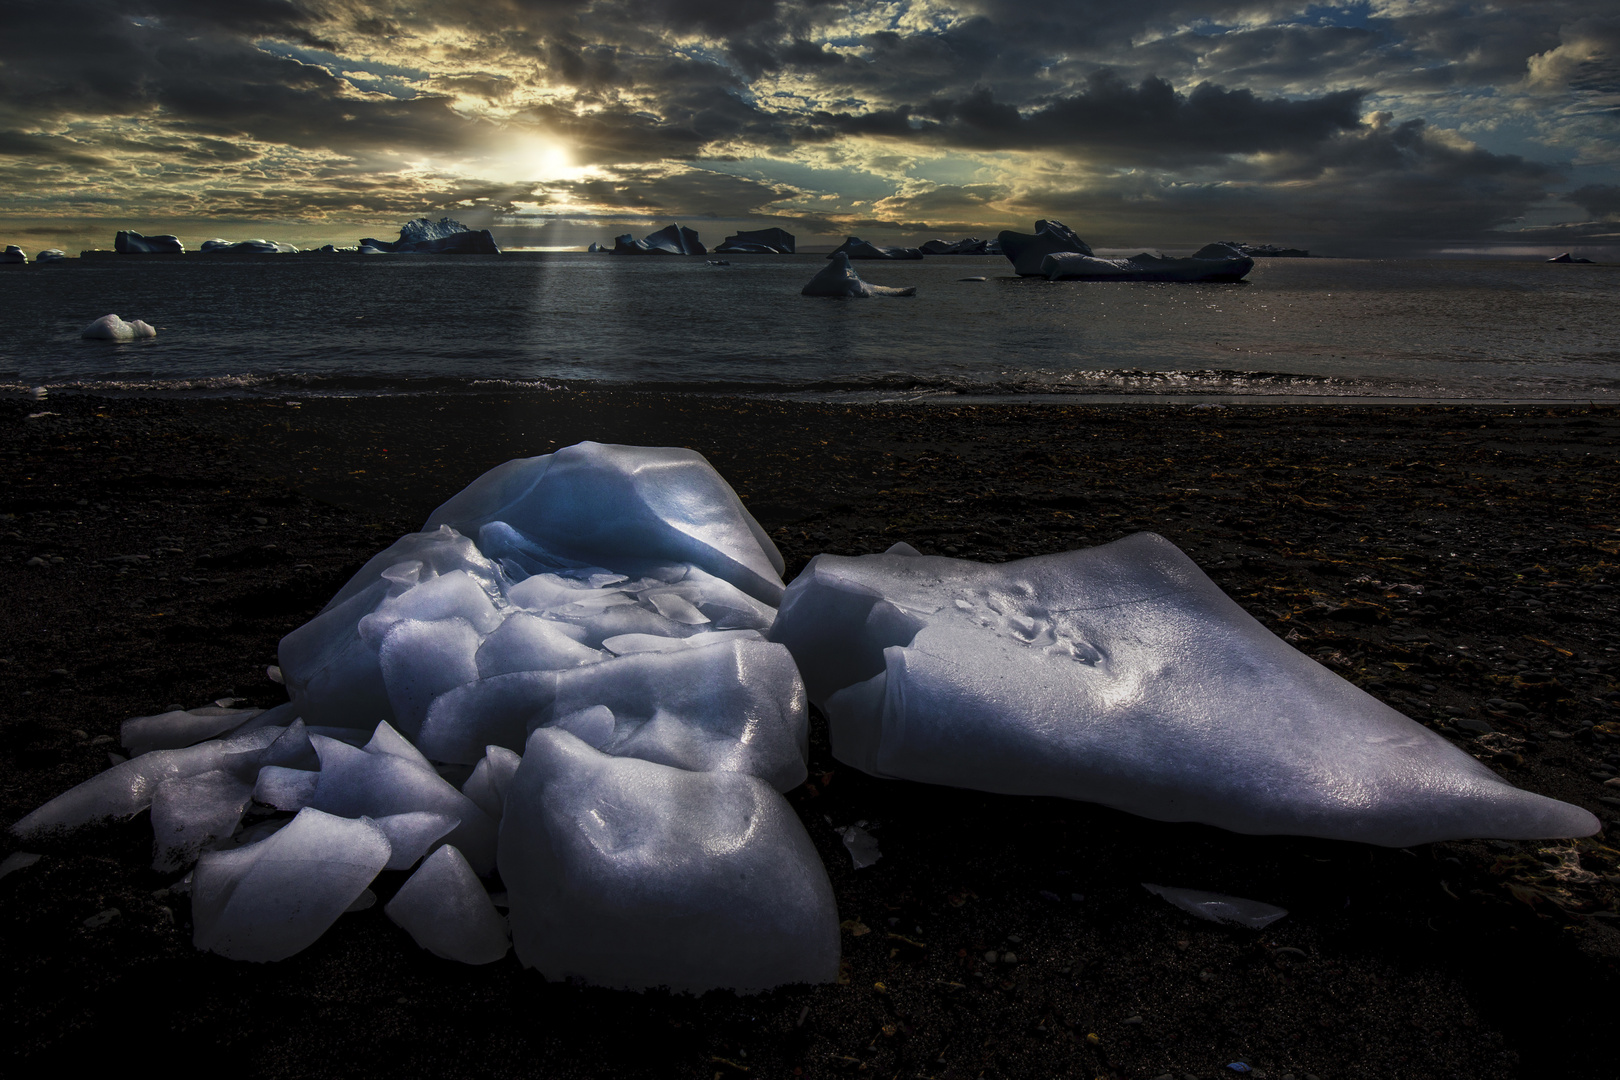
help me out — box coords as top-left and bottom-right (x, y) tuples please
(1, 0), (1617, 255)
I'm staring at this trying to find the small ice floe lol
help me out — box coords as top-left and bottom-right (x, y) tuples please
(81, 314), (157, 341)
(802, 252), (916, 297)
(1143, 883), (1288, 928)
(839, 823), (882, 869)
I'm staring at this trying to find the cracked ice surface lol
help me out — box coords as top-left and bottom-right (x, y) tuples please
(769, 533), (1597, 847)
(13, 442), (835, 988)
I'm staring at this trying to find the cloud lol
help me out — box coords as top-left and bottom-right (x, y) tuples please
(1567, 182), (1620, 219)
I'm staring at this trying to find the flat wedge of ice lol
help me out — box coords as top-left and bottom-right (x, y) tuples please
(601, 629), (764, 655)
(306, 722), (497, 872)
(461, 746), (522, 821)
(150, 769), (254, 871)
(373, 811), (461, 870)
(192, 808), (391, 962)
(10, 726), (292, 837)
(253, 766), (318, 810)
(122, 706), (261, 756)
(1143, 883), (1287, 928)
(422, 442), (786, 604)
(500, 728), (838, 992)
(770, 533), (1598, 846)
(385, 844), (510, 964)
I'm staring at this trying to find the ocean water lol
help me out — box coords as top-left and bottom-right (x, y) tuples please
(2, 252), (1616, 402)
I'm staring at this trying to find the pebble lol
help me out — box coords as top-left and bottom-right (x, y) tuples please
(25, 556), (46, 567)
(83, 908), (119, 928)
(1455, 717), (1494, 735)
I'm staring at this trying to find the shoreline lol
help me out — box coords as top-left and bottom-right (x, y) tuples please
(2, 392), (1615, 1078)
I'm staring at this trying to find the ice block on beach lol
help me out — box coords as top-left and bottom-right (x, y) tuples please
(769, 533), (1598, 847)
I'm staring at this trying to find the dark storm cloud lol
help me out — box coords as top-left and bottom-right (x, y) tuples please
(1568, 184), (1620, 219)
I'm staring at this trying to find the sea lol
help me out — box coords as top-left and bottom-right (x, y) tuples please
(2, 252), (1617, 403)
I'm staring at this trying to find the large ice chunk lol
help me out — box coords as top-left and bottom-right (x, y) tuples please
(769, 534), (1598, 847)
(423, 442), (786, 604)
(1040, 250), (1253, 282)
(191, 808), (391, 961)
(499, 728), (839, 992)
(385, 844), (510, 964)
(114, 230), (183, 254)
(81, 314), (157, 340)
(714, 227), (795, 254)
(610, 223), (705, 255)
(0, 245), (25, 264)
(802, 252), (916, 298)
(996, 219), (1092, 276)
(150, 769), (254, 871)
(827, 236), (923, 260)
(358, 217), (499, 254)
(122, 705), (261, 756)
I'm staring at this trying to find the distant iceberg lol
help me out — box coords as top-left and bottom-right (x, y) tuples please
(714, 228), (795, 255)
(359, 217), (500, 255)
(611, 224), (706, 256)
(200, 238), (300, 254)
(34, 249), (67, 263)
(0, 245), (24, 265)
(997, 220), (1091, 276)
(919, 237), (999, 255)
(828, 236), (923, 261)
(81, 314), (157, 341)
(115, 230), (184, 254)
(1548, 252), (1594, 264)
(1042, 250), (1254, 283)
(802, 252), (916, 297)
(1201, 241), (1311, 258)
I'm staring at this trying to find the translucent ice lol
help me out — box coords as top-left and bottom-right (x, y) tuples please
(122, 705), (261, 756)
(385, 844), (510, 964)
(80, 314), (156, 340)
(461, 746), (522, 821)
(1143, 883), (1287, 929)
(372, 811), (461, 870)
(305, 722), (497, 873)
(423, 442), (786, 604)
(150, 769), (253, 871)
(769, 533), (1598, 846)
(191, 808), (391, 962)
(499, 728), (839, 992)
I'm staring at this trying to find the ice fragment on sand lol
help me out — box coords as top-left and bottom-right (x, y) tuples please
(386, 844), (510, 964)
(499, 728), (839, 992)
(0, 852), (41, 882)
(150, 769), (253, 871)
(769, 533), (1598, 846)
(80, 314), (156, 340)
(191, 808), (390, 962)
(1143, 883), (1287, 928)
(839, 824), (882, 869)
(801, 252), (916, 297)
(122, 705), (261, 756)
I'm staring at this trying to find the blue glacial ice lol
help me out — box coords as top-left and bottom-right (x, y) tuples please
(802, 252), (917, 297)
(768, 534), (1597, 847)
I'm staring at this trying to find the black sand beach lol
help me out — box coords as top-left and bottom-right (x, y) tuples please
(2, 393), (1616, 1079)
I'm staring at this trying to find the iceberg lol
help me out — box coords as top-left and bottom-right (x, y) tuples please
(827, 236), (923, 260)
(1041, 250), (1254, 283)
(114, 230), (184, 254)
(801, 252), (917, 298)
(714, 227), (796, 254)
(1548, 252), (1594, 264)
(997, 220), (1092, 276)
(611, 224), (706, 255)
(919, 237), (998, 255)
(33, 249), (67, 263)
(200, 238), (299, 254)
(1200, 241), (1311, 259)
(358, 217), (499, 255)
(768, 534), (1597, 847)
(80, 314), (157, 341)
(0, 245), (25, 264)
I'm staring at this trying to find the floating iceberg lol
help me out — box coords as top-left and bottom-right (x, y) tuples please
(714, 227), (796, 254)
(81, 314), (157, 340)
(0, 245), (25, 264)
(768, 535), (1597, 847)
(33, 249), (67, 263)
(200, 238), (299, 254)
(1041, 250), (1254, 283)
(611, 224), (706, 255)
(358, 217), (499, 255)
(802, 252), (916, 298)
(1548, 252), (1594, 264)
(115, 230), (184, 254)
(997, 220), (1091, 276)
(828, 236), (923, 260)
(1200, 241), (1311, 259)
(919, 237), (999, 255)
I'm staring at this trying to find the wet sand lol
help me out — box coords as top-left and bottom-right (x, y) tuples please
(2, 392), (1616, 1079)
